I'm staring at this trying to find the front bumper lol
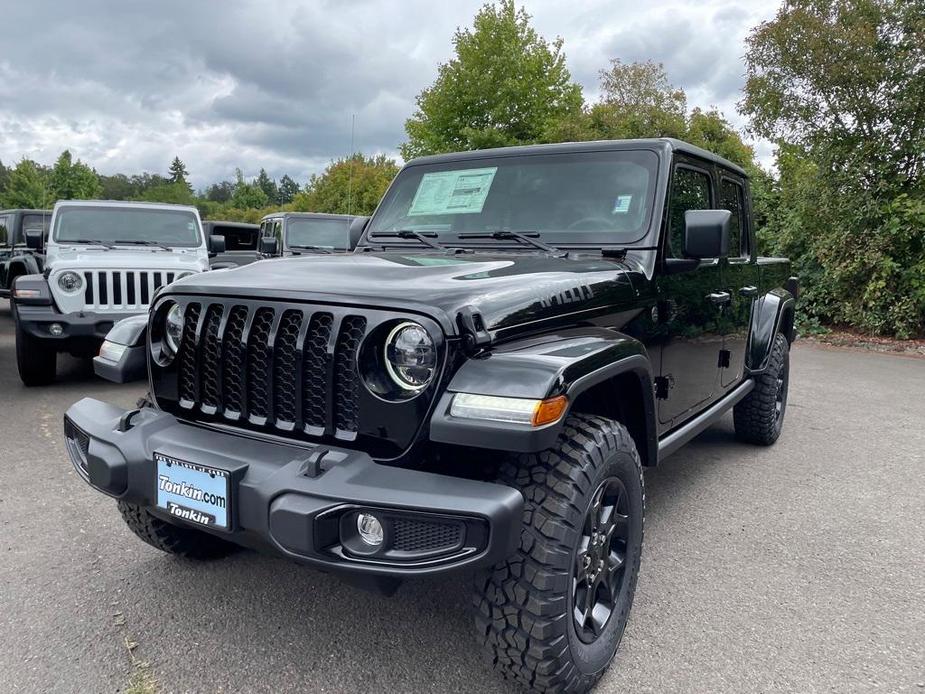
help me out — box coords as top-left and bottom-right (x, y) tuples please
(15, 303), (137, 342)
(64, 398), (523, 578)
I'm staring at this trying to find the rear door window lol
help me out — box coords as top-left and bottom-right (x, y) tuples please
(720, 179), (747, 258)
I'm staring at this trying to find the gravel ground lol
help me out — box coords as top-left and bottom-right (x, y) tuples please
(0, 303), (923, 693)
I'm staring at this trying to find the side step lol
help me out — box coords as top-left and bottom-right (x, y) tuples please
(657, 379), (754, 460)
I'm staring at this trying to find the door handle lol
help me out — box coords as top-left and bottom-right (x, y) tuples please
(739, 286), (758, 298)
(707, 291), (731, 306)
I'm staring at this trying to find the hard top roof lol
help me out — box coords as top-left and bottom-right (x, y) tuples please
(406, 138), (747, 177)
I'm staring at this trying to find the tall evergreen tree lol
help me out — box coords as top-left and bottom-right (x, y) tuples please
(255, 168), (278, 204)
(278, 174), (300, 205)
(168, 156), (192, 192)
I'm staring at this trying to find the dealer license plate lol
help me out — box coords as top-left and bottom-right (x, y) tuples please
(155, 453), (230, 529)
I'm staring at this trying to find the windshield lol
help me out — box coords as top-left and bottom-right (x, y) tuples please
(53, 207), (202, 247)
(285, 218), (351, 250)
(17, 214), (51, 246)
(367, 149), (659, 245)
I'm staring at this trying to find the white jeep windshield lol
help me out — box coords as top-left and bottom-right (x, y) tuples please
(368, 149), (659, 245)
(53, 207), (202, 247)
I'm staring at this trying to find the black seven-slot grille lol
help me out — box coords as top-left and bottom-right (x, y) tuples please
(173, 300), (370, 439)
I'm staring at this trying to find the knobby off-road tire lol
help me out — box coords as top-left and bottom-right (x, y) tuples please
(734, 332), (790, 446)
(117, 501), (238, 560)
(474, 415), (645, 693)
(15, 319), (56, 386)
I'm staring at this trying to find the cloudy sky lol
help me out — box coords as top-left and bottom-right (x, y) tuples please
(0, 0), (778, 189)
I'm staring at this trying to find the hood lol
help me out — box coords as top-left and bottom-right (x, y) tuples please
(46, 246), (209, 272)
(170, 251), (644, 338)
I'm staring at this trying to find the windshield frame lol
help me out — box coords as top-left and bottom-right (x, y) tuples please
(52, 205), (204, 248)
(365, 147), (662, 249)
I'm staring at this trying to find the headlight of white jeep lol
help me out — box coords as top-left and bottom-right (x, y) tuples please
(57, 271), (83, 293)
(384, 321), (436, 391)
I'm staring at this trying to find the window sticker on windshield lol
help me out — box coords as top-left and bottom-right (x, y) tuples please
(408, 167), (497, 216)
(612, 195), (632, 214)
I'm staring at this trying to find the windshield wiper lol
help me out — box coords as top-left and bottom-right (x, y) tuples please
(68, 239), (116, 250)
(114, 239), (173, 251)
(458, 230), (563, 255)
(288, 244), (333, 254)
(368, 229), (446, 250)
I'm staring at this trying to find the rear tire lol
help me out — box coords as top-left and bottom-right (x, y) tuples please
(117, 501), (239, 560)
(473, 415), (645, 693)
(734, 332), (790, 445)
(15, 320), (57, 386)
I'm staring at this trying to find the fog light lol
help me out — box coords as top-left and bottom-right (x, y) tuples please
(356, 513), (384, 546)
(49, 323), (64, 337)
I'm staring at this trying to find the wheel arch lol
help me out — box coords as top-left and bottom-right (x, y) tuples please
(429, 328), (658, 465)
(746, 288), (795, 374)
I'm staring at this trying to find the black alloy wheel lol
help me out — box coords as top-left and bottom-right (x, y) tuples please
(573, 477), (630, 643)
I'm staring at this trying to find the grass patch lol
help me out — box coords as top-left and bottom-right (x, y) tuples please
(123, 635), (158, 694)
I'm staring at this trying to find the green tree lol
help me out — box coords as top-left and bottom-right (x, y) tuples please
(136, 181), (196, 205)
(292, 154), (399, 215)
(49, 150), (101, 200)
(255, 168), (278, 204)
(742, 0), (925, 337)
(230, 169), (270, 209)
(205, 180), (235, 203)
(586, 60), (688, 140)
(99, 173), (137, 200)
(0, 159), (10, 195)
(1, 159), (51, 209)
(278, 174), (300, 205)
(401, 0), (584, 158)
(168, 156), (192, 192)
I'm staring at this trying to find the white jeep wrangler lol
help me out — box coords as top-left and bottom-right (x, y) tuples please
(11, 200), (218, 385)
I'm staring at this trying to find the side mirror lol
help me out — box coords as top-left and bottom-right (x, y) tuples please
(208, 235), (226, 257)
(683, 210), (731, 259)
(25, 229), (43, 250)
(258, 237), (279, 256)
(347, 216), (370, 250)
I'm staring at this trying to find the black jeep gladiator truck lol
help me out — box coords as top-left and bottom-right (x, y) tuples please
(65, 138), (796, 693)
(0, 209), (51, 298)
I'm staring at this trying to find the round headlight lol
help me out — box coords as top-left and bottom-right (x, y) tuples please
(57, 271), (83, 293)
(164, 303), (185, 355)
(384, 321), (435, 391)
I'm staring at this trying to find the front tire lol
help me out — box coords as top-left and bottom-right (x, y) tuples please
(15, 320), (57, 386)
(117, 501), (238, 560)
(734, 332), (790, 445)
(474, 415), (645, 693)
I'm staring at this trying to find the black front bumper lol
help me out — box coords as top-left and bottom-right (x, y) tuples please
(64, 398), (523, 578)
(16, 303), (136, 342)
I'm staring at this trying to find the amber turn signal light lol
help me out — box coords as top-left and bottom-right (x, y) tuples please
(532, 395), (568, 427)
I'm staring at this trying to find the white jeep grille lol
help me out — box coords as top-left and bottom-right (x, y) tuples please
(81, 269), (181, 311)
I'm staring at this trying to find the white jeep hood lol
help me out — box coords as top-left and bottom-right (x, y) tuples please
(46, 246), (209, 315)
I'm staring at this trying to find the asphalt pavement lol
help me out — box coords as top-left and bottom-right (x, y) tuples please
(0, 303), (923, 693)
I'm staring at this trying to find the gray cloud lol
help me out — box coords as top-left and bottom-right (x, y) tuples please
(0, 0), (777, 188)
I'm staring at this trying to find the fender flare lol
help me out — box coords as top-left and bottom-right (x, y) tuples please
(7, 254), (41, 283)
(746, 288), (795, 374)
(428, 327), (657, 463)
(105, 314), (149, 348)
